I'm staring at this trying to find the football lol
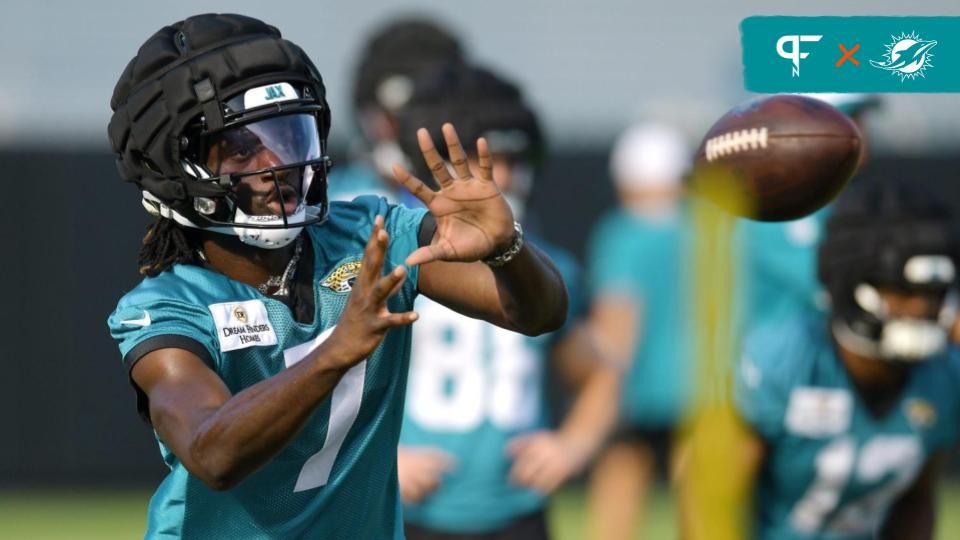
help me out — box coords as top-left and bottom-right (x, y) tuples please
(691, 94), (863, 221)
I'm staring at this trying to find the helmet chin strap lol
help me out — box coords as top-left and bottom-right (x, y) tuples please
(832, 288), (959, 363)
(141, 186), (317, 251)
(227, 152), (317, 250)
(232, 205), (307, 249)
(142, 161), (319, 250)
(879, 319), (949, 360)
(832, 318), (948, 363)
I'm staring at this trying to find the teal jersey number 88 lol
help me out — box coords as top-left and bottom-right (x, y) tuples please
(406, 298), (542, 432)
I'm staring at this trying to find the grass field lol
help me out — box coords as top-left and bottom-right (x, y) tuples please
(2, 483), (959, 539)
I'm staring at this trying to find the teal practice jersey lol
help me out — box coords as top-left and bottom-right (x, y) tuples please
(586, 208), (693, 427)
(107, 197), (426, 540)
(399, 236), (583, 533)
(735, 317), (960, 540)
(736, 208), (830, 332)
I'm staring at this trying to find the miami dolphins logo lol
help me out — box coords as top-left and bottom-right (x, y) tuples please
(870, 31), (937, 81)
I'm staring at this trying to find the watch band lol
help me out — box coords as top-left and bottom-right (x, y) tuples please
(483, 221), (524, 267)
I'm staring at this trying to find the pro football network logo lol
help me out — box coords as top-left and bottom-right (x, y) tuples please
(776, 34), (823, 76)
(870, 31), (937, 81)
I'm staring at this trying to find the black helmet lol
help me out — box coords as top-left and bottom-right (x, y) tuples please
(349, 18), (464, 179)
(108, 13), (332, 248)
(818, 177), (960, 361)
(352, 18), (463, 116)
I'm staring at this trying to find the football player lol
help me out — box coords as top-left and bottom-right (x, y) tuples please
(327, 17), (465, 204)
(582, 121), (694, 540)
(106, 14), (567, 539)
(731, 177), (960, 539)
(394, 64), (620, 540)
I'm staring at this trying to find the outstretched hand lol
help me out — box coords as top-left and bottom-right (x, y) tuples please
(324, 216), (418, 369)
(392, 123), (516, 266)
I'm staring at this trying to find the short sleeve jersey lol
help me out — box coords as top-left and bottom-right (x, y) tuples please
(398, 237), (583, 533)
(107, 197), (426, 540)
(586, 208), (694, 426)
(735, 317), (960, 540)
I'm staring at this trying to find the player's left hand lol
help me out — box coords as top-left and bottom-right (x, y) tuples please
(507, 430), (591, 494)
(397, 446), (454, 504)
(392, 123), (516, 266)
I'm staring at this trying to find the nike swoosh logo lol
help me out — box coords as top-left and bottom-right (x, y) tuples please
(120, 310), (152, 327)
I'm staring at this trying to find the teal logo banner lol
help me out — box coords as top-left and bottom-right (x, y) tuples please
(742, 17), (959, 92)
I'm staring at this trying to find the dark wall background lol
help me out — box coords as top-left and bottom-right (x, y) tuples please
(1, 148), (958, 487)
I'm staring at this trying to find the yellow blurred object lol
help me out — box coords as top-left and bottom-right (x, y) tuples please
(677, 179), (753, 540)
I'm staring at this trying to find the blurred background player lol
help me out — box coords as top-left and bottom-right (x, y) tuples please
(395, 63), (620, 540)
(731, 176), (960, 539)
(736, 94), (881, 332)
(583, 122), (694, 540)
(328, 17), (466, 204)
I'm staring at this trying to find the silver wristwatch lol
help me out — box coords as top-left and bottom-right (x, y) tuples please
(483, 221), (524, 267)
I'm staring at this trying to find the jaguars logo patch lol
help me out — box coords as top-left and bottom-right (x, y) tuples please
(905, 399), (937, 429)
(322, 261), (362, 293)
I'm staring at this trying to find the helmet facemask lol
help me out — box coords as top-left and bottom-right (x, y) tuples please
(818, 176), (960, 366)
(173, 82), (332, 249)
(831, 255), (959, 363)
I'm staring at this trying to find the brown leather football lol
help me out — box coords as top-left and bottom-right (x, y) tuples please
(691, 94), (862, 221)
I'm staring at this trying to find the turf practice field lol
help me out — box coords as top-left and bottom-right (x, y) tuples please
(2, 483), (959, 539)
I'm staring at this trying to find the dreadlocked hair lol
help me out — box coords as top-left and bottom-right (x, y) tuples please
(138, 217), (201, 277)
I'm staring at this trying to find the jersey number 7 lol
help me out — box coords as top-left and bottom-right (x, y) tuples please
(283, 326), (366, 493)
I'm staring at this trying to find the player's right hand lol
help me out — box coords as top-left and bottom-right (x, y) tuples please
(392, 124), (516, 266)
(323, 215), (419, 369)
(397, 447), (454, 504)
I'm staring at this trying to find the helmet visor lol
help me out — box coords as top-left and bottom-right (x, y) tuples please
(203, 113), (324, 219)
(207, 113), (322, 175)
